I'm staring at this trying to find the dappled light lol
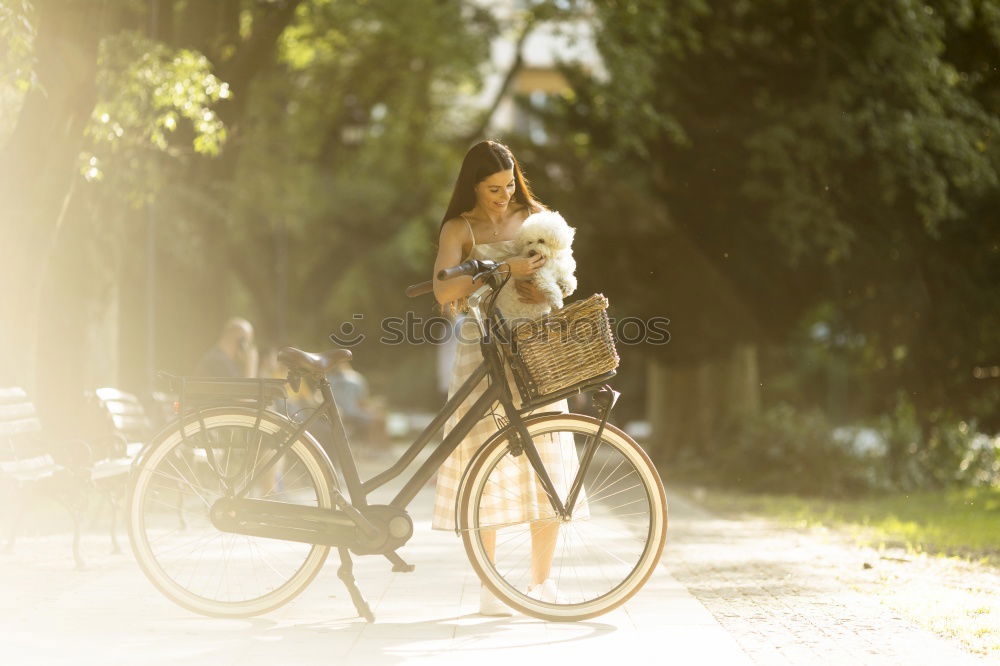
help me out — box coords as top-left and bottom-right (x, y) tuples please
(1, 0), (998, 662)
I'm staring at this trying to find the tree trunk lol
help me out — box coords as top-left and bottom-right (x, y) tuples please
(34, 182), (120, 438)
(154, 0), (301, 372)
(647, 360), (704, 465)
(647, 345), (761, 468)
(0, 0), (107, 391)
(727, 343), (761, 421)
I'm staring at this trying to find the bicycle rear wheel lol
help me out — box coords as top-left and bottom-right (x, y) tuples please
(128, 408), (336, 617)
(459, 414), (667, 621)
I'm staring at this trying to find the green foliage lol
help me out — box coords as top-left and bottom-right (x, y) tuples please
(695, 485), (1000, 565)
(222, 0), (499, 342)
(520, 0), (1000, 432)
(0, 0), (36, 91)
(684, 395), (1000, 496)
(704, 402), (877, 496)
(879, 392), (1000, 490)
(85, 32), (229, 203)
(0, 0), (36, 140)
(542, 0), (1000, 264)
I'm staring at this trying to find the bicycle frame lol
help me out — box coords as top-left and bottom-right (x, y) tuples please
(226, 311), (616, 527)
(130, 270), (645, 625)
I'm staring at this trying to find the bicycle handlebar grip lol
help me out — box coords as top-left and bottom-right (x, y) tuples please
(437, 260), (480, 281)
(405, 280), (434, 297)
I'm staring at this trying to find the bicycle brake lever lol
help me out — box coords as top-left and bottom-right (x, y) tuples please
(473, 262), (510, 285)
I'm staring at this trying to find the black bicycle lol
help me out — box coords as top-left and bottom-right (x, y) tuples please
(127, 259), (667, 622)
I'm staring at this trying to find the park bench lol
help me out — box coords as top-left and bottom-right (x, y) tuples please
(0, 387), (89, 568)
(85, 387), (156, 552)
(146, 390), (179, 430)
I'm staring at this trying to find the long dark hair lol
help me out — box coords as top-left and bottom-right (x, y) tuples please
(440, 140), (542, 229)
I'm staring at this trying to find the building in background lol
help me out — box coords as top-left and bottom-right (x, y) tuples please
(478, 1), (605, 139)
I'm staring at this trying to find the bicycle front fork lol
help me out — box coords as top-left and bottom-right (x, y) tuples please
(511, 384), (621, 520)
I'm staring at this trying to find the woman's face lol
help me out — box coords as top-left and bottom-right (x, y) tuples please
(474, 168), (515, 212)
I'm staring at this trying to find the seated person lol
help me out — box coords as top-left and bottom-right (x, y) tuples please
(195, 317), (257, 377)
(326, 358), (377, 447)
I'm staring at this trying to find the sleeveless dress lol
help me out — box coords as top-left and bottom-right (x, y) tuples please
(431, 217), (588, 531)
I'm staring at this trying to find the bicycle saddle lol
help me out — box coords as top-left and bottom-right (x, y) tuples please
(277, 347), (352, 376)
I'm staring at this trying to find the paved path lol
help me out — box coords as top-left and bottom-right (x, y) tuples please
(0, 447), (989, 665)
(664, 495), (992, 665)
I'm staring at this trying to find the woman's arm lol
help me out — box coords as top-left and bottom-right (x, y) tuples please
(432, 218), (482, 307)
(433, 218), (548, 307)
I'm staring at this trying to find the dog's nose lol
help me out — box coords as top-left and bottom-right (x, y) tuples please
(527, 250), (537, 257)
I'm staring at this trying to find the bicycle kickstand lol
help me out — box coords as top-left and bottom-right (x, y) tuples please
(385, 550), (415, 573)
(337, 547), (375, 623)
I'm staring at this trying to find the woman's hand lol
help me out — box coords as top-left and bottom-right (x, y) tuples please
(516, 280), (548, 304)
(503, 254), (546, 278)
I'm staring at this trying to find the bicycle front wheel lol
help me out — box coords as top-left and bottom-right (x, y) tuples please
(128, 408), (336, 618)
(459, 413), (667, 621)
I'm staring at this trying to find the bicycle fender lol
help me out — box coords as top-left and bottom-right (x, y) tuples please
(128, 405), (340, 492)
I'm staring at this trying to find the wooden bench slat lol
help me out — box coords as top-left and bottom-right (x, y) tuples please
(94, 387), (136, 402)
(0, 454), (59, 482)
(110, 413), (151, 429)
(91, 457), (133, 481)
(0, 388), (42, 441)
(0, 401), (37, 421)
(102, 401), (147, 417)
(0, 416), (43, 438)
(0, 387), (29, 404)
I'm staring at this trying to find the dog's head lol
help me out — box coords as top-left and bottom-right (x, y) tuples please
(516, 210), (575, 259)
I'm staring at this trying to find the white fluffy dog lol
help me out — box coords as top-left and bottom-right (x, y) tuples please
(495, 210), (578, 323)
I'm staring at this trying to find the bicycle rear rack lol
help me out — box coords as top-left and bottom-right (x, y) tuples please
(157, 372), (287, 409)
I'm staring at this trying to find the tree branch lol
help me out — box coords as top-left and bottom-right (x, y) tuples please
(216, 0), (304, 121)
(461, 16), (537, 143)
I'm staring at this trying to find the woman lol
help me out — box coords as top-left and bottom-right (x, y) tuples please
(431, 140), (577, 616)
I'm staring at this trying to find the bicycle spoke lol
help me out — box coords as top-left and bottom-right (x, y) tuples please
(131, 414), (333, 615)
(463, 422), (664, 619)
(157, 462), (213, 509)
(587, 458), (628, 502)
(585, 467), (635, 501)
(460, 515), (561, 532)
(587, 480), (643, 506)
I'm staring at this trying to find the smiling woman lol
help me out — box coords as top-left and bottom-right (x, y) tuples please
(431, 140), (549, 318)
(429, 140), (582, 616)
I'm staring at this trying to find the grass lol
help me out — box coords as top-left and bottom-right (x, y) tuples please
(688, 485), (1000, 566)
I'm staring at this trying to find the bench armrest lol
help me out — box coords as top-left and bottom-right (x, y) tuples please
(47, 437), (95, 470)
(88, 433), (129, 460)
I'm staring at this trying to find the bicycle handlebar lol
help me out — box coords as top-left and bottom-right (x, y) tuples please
(405, 281), (433, 297)
(437, 259), (492, 281)
(406, 259), (504, 299)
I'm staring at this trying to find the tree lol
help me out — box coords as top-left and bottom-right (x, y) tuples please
(0, 0), (556, 425)
(513, 0), (1000, 462)
(0, 0), (236, 432)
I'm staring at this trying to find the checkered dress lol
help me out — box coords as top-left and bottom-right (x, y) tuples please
(431, 239), (587, 531)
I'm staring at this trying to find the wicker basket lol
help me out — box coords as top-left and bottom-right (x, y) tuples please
(504, 293), (620, 403)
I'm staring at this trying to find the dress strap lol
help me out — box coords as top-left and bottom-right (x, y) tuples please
(460, 212), (477, 247)
(459, 212), (477, 262)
